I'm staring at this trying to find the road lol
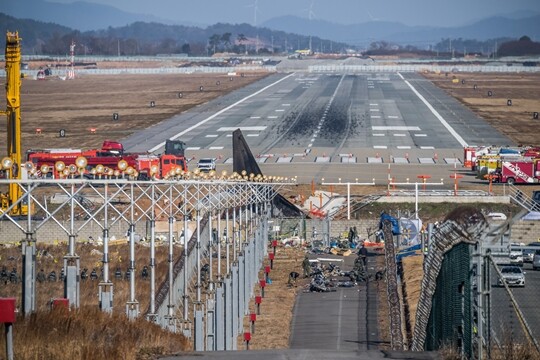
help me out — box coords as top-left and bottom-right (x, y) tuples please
(491, 262), (540, 345)
(122, 71), (512, 184)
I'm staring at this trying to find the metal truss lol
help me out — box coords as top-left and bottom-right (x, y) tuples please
(0, 178), (289, 317)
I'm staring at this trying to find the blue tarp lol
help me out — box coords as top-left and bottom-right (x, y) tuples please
(379, 213), (400, 235)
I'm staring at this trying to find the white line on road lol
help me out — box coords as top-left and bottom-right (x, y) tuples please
(148, 73), (296, 153)
(372, 126), (421, 131)
(397, 72), (468, 147)
(217, 126), (267, 131)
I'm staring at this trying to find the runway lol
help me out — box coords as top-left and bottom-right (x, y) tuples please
(122, 72), (512, 183)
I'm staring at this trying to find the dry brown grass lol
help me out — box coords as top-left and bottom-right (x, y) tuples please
(0, 307), (188, 360)
(401, 254), (424, 336)
(237, 246), (306, 350)
(0, 241), (189, 359)
(0, 72), (267, 154)
(422, 72), (540, 146)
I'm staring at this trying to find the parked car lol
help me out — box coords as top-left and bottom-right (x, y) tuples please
(197, 158), (216, 172)
(523, 243), (540, 263)
(509, 244), (524, 266)
(498, 266), (526, 287)
(533, 249), (540, 270)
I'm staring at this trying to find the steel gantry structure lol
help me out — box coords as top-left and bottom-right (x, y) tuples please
(0, 169), (291, 350)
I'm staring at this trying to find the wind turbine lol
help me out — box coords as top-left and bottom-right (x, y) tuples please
(303, 0), (316, 53)
(246, 0), (261, 53)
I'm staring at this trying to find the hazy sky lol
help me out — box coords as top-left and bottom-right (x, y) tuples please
(51, 0), (540, 27)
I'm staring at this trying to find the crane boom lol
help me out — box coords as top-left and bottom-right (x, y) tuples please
(1, 31), (27, 215)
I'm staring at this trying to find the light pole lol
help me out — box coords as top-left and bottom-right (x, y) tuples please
(321, 179), (376, 220)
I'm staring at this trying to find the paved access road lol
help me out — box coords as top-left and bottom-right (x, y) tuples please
(491, 262), (540, 345)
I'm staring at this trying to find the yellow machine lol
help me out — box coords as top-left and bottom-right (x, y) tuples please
(1, 31), (29, 216)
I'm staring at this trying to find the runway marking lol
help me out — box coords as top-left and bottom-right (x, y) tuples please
(282, 103), (291, 106)
(247, 134), (259, 137)
(186, 147), (201, 150)
(415, 134), (427, 137)
(369, 109), (380, 112)
(397, 72), (468, 147)
(205, 134), (218, 138)
(209, 146), (224, 150)
(250, 116), (261, 119)
(373, 133), (385, 137)
(374, 145), (388, 149)
(397, 146), (411, 149)
(367, 157), (384, 163)
(419, 157), (435, 164)
(148, 73), (296, 153)
(393, 134), (406, 137)
(388, 115), (399, 119)
(369, 103), (378, 106)
(371, 116), (381, 119)
(275, 109), (285, 112)
(394, 157), (409, 163)
(268, 116), (278, 119)
(420, 146), (435, 149)
(217, 126), (267, 131)
(372, 126), (421, 131)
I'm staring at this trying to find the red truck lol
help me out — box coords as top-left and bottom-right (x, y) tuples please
(494, 159), (540, 185)
(27, 140), (187, 179)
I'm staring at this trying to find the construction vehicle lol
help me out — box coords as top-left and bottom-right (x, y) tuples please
(27, 140), (187, 180)
(1, 31), (30, 216)
(493, 159), (540, 185)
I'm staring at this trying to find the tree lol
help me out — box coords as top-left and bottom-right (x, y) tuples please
(208, 34), (221, 54)
(221, 32), (232, 50)
(181, 43), (191, 54)
(237, 33), (248, 54)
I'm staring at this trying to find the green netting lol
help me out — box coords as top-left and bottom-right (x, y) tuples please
(427, 242), (472, 357)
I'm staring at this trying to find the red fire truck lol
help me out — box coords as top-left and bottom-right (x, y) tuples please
(27, 140), (187, 179)
(494, 159), (540, 185)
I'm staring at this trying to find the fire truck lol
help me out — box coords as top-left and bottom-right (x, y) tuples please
(494, 159), (540, 185)
(27, 140), (187, 179)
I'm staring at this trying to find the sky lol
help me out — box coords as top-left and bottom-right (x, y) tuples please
(50, 0), (540, 27)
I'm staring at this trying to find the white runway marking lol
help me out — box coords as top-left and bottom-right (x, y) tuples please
(268, 116), (278, 119)
(393, 134), (406, 137)
(247, 134), (260, 137)
(374, 145), (388, 149)
(370, 109), (380, 112)
(397, 72), (468, 147)
(420, 146), (435, 149)
(397, 146), (411, 149)
(209, 146), (224, 150)
(148, 73), (295, 153)
(186, 147), (201, 150)
(205, 134), (218, 138)
(369, 103), (378, 106)
(388, 116), (399, 119)
(275, 109), (285, 112)
(372, 126), (421, 131)
(250, 116), (261, 119)
(415, 134), (427, 137)
(373, 133), (385, 137)
(371, 115), (381, 119)
(282, 103), (291, 106)
(217, 126), (267, 131)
